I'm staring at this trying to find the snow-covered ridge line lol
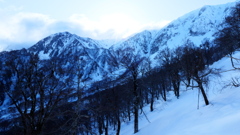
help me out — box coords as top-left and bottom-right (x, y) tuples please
(0, 1), (236, 92)
(0, 1), (236, 90)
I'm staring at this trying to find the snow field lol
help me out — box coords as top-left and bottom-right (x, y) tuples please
(118, 52), (240, 135)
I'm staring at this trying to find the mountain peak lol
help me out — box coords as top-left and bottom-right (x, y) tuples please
(50, 31), (76, 37)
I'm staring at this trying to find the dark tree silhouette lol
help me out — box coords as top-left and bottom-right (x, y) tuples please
(118, 49), (145, 133)
(179, 43), (213, 105)
(0, 50), (74, 135)
(215, 2), (240, 68)
(161, 48), (181, 98)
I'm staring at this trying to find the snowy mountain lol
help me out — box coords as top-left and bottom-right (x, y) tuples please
(28, 32), (119, 83)
(13, 1), (236, 75)
(108, 2), (235, 66)
(0, 1), (239, 134)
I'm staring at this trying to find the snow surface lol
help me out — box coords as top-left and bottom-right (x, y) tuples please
(117, 52), (240, 135)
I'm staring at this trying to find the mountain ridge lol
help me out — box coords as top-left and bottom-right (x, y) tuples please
(1, 1), (235, 85)
(23, 1), (235, 59)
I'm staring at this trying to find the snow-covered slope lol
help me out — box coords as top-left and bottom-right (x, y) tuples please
(28, 32), (119, 84)
(109, 1), (235, 66)
(25, 1), (236, 72)
(150, 2), (234, 51)
(119, 52), (240, 135)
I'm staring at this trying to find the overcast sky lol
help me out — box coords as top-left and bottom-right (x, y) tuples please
(0, 0), (237, 51)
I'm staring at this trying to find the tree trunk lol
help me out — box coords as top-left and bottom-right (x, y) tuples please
(116, 115), (121, 135)
(197, 80), (209, 105)
(150, 91), (154, 112)
(161, 83), (167, 101)
(172, 80), (180, 98)
(133, 72), (139, 133)
(134, 106), (138, 133)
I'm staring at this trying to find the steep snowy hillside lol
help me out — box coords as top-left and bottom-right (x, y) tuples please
(22, 1), (237, 76)
(28, 32), (119, 84)
(110, 30), (158, 55)
(150, 2), (234, 52)
(119, 52), (240, 135)
(150, 2), (234, 51)
(109, 2), (235, 67)
(29, 32), (102, 58)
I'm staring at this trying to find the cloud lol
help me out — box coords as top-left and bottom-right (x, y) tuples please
(142, 20), (171, 30)
(0, 11), (170, 51)
(0, 12), (55, 51)
(68, 13), (136, 39)
(68, 13), (170, 39)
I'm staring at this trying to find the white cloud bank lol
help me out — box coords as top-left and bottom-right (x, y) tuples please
(0, 11), (170, 51)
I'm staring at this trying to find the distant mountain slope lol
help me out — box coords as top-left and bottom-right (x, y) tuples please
(106, 2), (235, 67)
(0, 1), (235, 87)
(111, 2), (234, 56)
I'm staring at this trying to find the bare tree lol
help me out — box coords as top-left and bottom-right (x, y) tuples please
(161, 48), (181, 98)
(1, 50), (74, 135)
(215, 2), (240, 68)
(118, 50), (145, 133)
(179, 44), (213, 105)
